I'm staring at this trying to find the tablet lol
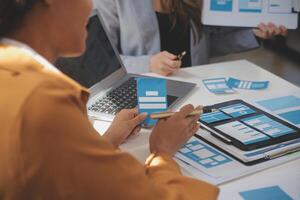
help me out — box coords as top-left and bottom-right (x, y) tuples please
(199, 100), (300, 151)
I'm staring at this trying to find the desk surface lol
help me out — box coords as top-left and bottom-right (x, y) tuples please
(93, 60), (300, 200)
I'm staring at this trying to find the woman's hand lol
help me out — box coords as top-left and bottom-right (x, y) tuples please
(149, 105), (201, 156)
(150, 51), (181, 76)
(103, 109), (147, 147)
(253, 23), (288, 39)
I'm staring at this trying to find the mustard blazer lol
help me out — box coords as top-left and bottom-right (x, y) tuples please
(0, 45), (219, 199)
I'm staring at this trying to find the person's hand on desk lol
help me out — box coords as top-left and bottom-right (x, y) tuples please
(253, 23), (288, 39)
(103, 108), (147, 147)
(150, 51), (181, 76)
(150, 105), (201, 156)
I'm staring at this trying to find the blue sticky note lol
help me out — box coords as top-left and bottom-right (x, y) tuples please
(239, 186), (293, 200)
(227, 77), (269, 90)
(203, 78), (236, 94)
(137, 78), (167, 126)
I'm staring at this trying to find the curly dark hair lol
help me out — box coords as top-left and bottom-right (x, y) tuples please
(0, 0), (39, 38)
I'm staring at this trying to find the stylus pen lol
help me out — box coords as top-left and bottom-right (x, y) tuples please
(150, 107), (218, 119)
(177, 51), (186, 60)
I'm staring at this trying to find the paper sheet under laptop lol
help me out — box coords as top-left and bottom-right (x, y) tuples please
(202, 0), (299, 29)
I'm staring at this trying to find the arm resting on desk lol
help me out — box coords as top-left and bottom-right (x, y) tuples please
(18, 81), (219, 199)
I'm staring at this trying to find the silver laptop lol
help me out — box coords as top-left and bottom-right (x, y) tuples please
(56, 9), (196, 122)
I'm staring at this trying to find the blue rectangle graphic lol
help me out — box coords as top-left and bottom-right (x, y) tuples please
(239, 186), (293, 200)
(257, 95), (300, 112)
(239, 0), (262, 13)
(200, 111), (231, 124)
(279, 110), (300, 125)
(137, 78), (167, 126)
(211, 0), (233, 12)
(179, 139), (232, 169)
(242, 115), (296, 138)
(227, 77), (269, 90)
(203, 78), (236, 94)
(220, 103), (256, 118)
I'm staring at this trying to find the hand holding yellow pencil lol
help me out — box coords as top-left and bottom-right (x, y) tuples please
(150, 106), (218, 119)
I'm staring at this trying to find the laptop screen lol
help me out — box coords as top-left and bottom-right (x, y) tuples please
(55, 14), (122, 88)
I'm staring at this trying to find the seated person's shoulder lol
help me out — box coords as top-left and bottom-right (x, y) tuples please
(22, 69), (87, 110)
(0, 64), (87, 118)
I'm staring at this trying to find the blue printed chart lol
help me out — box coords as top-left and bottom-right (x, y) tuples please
(220, 103), (256, 118)
(256, 95), (300, 127)
(176, 137), (232, 171)
(215, 121), (270, 144)
(137, 78), (167, 126)
(203, 78), (236, 94)
(200, 111), (232, 124)
(242, 115), (296, 138)
(211, 0), (233, 12)
(227, 77), (269, 90)
(239, 0), (263, 13)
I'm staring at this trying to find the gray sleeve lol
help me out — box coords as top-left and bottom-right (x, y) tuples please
(93, 0), (120, 48)
(208, 27), (260, 58)
(93, 0), (151, 74)
(121, 55), (151, 74)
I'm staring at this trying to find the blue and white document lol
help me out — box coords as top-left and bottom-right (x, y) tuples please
(203, 77), (269, 94)
(256, 95), (300, 127)
(202, 0), (299, 29)
(239, 186), (293, 200)
(203, 78), (236, 94)
(175, 134), (300, 185)
(227, 77), (269, 90)
(175, 137), (234, 177)
(137, 78), (167, 126)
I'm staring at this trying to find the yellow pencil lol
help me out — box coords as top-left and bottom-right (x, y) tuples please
(150, 108), (218, 119)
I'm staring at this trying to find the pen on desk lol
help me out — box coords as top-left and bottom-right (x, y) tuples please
(150, 107), (218, 119)
(177, 51), (186, 60)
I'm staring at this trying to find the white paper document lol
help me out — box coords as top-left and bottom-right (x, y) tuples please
(202, 0), (299, 29)
(175, 135), (300, 185)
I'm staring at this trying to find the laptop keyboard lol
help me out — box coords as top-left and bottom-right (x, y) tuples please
(88, 78), (137, 115)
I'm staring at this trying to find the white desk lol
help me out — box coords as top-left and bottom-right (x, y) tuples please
(93, 60), (300, 199)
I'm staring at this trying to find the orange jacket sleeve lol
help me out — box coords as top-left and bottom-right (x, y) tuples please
(18, 79), (219, 200)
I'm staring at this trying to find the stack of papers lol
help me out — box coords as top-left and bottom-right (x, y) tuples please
(174, 95), (300, 185)
(175, 134), (300, 185)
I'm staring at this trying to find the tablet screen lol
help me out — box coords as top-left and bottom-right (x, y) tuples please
(215, 121), (270, 145)
(199, 100), (300, 150)
(200, 111), (232, 124)
(219, 103), (256, 118)
(242, 115), (296, 138)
